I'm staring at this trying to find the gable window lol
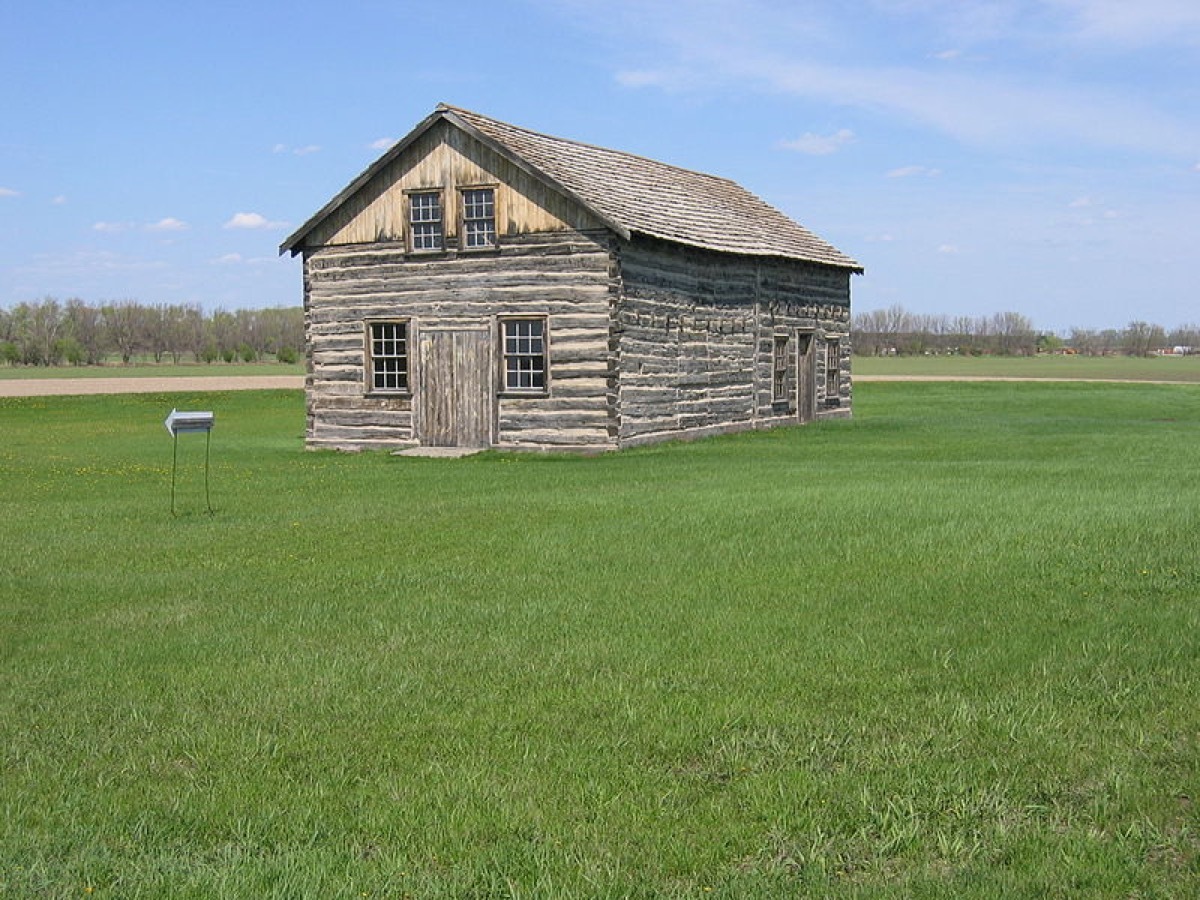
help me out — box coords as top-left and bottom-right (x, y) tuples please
(501, 318), (547, 392)
(461, 187), (496, 249)
(367, 321), (409, 393)
(772, 335), (789, 402)
(825, 339), (841, 403)
(408, 191), (443, 252)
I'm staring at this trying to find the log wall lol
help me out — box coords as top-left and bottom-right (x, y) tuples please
(303, 230), (617, 451)
(303, 229), (853, 452)
(613, 237), (853, 446)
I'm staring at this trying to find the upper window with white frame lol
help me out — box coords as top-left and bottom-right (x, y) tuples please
(367, 321), (409, 393)
(461, 187), (496, 249)
(408, 191), (443, 252)
(501, 318), (547, 392)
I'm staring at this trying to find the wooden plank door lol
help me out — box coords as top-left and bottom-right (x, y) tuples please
(796, 332), (816, 424)
(418, 328), (492, 447)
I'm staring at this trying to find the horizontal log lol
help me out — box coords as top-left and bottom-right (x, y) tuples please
(498, 412), (610, 433)
(310, 423), (412, 442)
(499, 395), (608, 415)
(313, 393), (412, 411)
(308, 286), (611, 315)
(496, 426), (612, 447)
(312, 350), (363, 368)
(311, 365), (363, 383)
(317, 409), (414, 428)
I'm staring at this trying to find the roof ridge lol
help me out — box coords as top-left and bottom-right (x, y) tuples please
(439, 104), (740, 187)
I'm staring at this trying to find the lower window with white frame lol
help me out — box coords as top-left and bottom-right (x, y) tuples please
(501, 318), (547, 392)
(366, 320), (409, 393)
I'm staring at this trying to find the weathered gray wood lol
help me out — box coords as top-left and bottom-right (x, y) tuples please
(295, 132), (853, 451)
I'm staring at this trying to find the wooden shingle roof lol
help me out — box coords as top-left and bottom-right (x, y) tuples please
(282, 104), (862, 272)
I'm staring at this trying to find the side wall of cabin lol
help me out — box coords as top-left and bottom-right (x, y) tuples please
(614, 237), (852, 447)
(303, 230), (617, 451)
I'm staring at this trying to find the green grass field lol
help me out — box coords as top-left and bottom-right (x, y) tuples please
(0, 360), (304, 380)
(852, 353), (1200, 382)
(2, 384), (1197, 897)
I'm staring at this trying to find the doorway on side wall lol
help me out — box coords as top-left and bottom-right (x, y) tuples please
(796, 331), (816, 424)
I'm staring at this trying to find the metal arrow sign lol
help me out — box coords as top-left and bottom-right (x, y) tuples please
(165, 408), (215, 514)
(164, 408), (214, 436)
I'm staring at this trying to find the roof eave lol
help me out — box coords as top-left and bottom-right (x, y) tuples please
(625, 228), (863, 273)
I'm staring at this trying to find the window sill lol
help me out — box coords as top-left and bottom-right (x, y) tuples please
(365, 390), (412, 399)
(499, 389), (549, 399)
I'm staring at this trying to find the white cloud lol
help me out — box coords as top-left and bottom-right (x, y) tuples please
(779, 128), (855, 155)
(369, 137), (398, 151)
(93, 220), (133, 233)
(873, 0), (1200, 48)
(273, 143), (321, 155)
(223, 211), (287, 230)
(887, 165), (941, 178)
(937, 243), (960, 254)
(212, 252), (276, 265)
(0, 187), (19, 197)
(146, 217), (188, 232)
(18, 249), (168, 276)
(583, 0), (1200, 160)
(616, 68), (693, 89)
(52, 195), (67, 205)
(1047, 0), (1200, 46)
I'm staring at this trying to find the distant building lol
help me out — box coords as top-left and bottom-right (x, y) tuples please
(281, 105), (862, 451)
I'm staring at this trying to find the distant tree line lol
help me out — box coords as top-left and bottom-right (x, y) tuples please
(852, 306), (1199, 357)
(0, 299), (303, 367)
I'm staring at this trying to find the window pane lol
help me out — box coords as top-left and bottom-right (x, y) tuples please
(826, 341), (840, 398)
(410, 193), (441, 221)
(773, 336), (788, 401)
(369, 322), (408, 391)
(502, 319), (546, 391)
(410, 193), (443, 250)
(462, 188), (495, 248)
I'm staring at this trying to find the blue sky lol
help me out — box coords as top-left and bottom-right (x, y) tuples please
(2, 0), (1197, 333)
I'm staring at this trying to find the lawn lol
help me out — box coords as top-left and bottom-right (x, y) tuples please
(1, 384), (1197, 897)
(0, 360), (303, 380)
(852, 352), (1200, 382)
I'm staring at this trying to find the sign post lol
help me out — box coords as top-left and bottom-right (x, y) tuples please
(165, 408), (215, 515)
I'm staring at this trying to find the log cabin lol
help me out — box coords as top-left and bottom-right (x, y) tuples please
(280, 104), (862, 452)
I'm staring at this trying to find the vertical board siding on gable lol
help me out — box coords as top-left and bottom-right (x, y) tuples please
(304, 121), (604, 249)
(304, 231), (613, 450)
